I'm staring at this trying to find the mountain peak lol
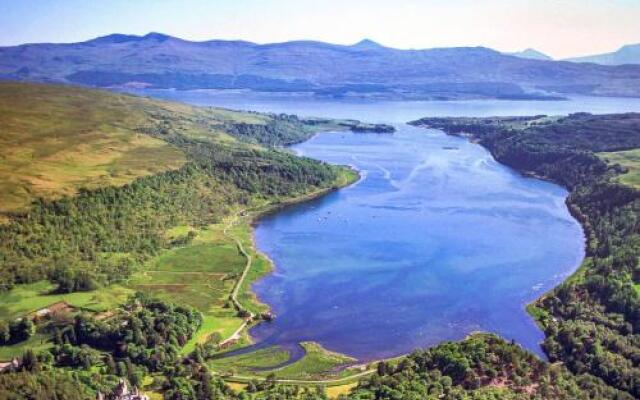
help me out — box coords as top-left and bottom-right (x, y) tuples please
(87, 33), (142, 44)
(351, 39), (384, 50)
(618, 43), (640, 53)
(508, 48), (552, 61)
(87, 32), (174, 45)
(567, 43), (640, 65)
(142, 32), (172, 42)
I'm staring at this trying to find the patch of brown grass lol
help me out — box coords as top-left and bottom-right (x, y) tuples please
(0, 82), (190, 212)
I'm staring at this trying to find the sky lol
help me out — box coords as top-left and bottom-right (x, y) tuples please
(0, 0), (638, 58)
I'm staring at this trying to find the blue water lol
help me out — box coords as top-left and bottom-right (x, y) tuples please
(250, 126), (583, 361)
(135, 90), (640, 361)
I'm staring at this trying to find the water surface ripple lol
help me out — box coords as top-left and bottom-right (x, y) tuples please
(251, 124), (582, 360)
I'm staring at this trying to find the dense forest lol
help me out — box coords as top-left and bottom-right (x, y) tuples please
(350, 334), (630, 400)
(411, 113), (640, 398)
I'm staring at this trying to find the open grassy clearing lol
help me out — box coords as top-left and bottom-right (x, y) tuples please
(269, 342), (357, 380)
(325, 383), (358, 399)
(181, 312), (243, 355)
(216, 342), (359, 381)
(210, 346), (291, 374)
(599, 148), (640, 188)
(0, 280), (132, 321)
(0, 333), (52, 361)
(149, 243), (243, 274)
(130, 221), (250, 350)
(225, 382), (248, 394)
(0, 82), (185, 212)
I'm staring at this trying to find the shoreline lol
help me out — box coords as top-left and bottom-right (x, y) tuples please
(412, 123), (589, 346)
(221, 125), (576, 380)
(217, 123), (586, 383)
(229, 165), (361, 344)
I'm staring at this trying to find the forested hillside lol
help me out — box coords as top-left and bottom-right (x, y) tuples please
(349, 334), (629, 400)
(411, 112), (640, 398)
(0, 82), (362, 398)
(0, 82), (357, 292)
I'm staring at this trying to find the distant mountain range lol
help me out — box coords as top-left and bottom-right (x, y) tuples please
(507, 48), (553, 61)
(2, 32), (640, 99)
(566, 44), (640, 66)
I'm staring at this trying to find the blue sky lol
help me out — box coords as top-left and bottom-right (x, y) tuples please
(1, 0), (638, 58)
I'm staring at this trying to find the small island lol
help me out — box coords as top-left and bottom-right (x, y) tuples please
(348, 122), (396, 133)
(300, 117), (395, 134)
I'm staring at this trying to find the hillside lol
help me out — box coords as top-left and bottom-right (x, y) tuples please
(567, 44), (640, 66)
(0, 80), (361, 348)
(0, 82), (381, 215)
(3, 33), (640, 98)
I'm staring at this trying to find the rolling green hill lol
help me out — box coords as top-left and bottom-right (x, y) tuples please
(0, 81), (346, 215)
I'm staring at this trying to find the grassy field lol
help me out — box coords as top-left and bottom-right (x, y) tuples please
(0, 82), (184, 212)
(210, 346), (291, 373)
(270, 342), (356, 380)
(599, 149), (640, 188)
(0, 333), (53, 361)
(326, 383), (358, 398)
(181, 313), (243, 355)
(214, 342), (358, 381)
(130, 221), (250, 351)
(0, 82), (286, 213)
(0, 280), (132, 321)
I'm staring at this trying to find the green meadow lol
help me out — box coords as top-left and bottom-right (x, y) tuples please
(211, 342), (357, 381)
(270, 342), (357, 380)
(599, 148), (640, 188)
(0, 281), (132, 321)
(210, 346), (291, 374)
